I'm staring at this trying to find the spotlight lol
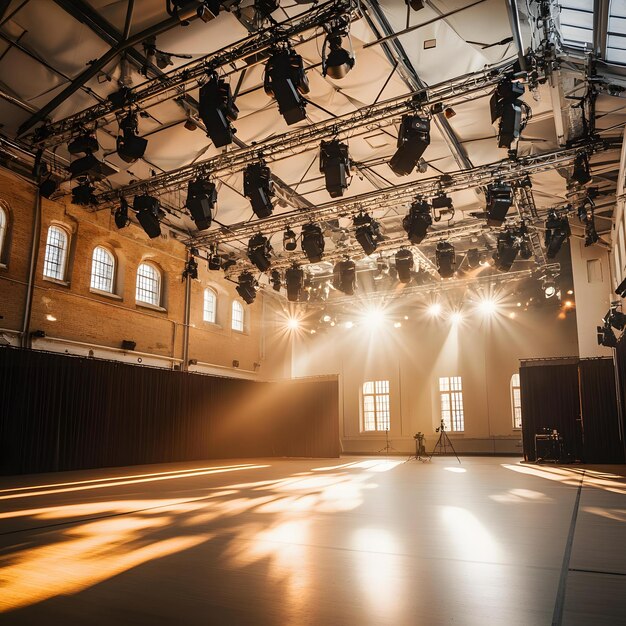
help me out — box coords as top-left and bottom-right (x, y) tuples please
(431, 192), (453, 212)
(116, 112), (148, 163)
(585, 219), (599, 246)
(39, 177), (59, 199)
(186, 176), (217, 230)
(236, 271), (258, 304)
(519, 236), (533, 260)
(183, 257), (198, 280)
(170, 0), (220, 22)
(373, 256), (389, 280)
(605, 307), (626, 331)
(354, 213), (383, 256)
(478, 298), (497, 315)
(435, 241), (456, 278)
(389, 114), (430, 176)
(406, 0), (424, 9)
(287, 318), (300, 330)
(485, 182), (513, 226)
(365, 308), (385, 327)
(199, 71), (239, 148)
(285, 264), (304, 302)
(247, 233), (273, 271)
(490, 76), (525, 149)
(133, 194), (163, 239)
(71, 180), (97, 206)
(572, 153), (591, 185)
(544, 210), (570, 258)
(403, 197), (432, 244)
(264, 45), (310, 125)
(270, 270), (282, 291)
(283, 228), (297, 251)
(69, 153), (111, 180)
(597, 323), (617, 348)
(333, 259), (356, 295)
(395, 248), (414, 283)
(68, 132), (99, 155)
(244, 162), (274, 218)
(301, 223), (325, 262)
(428, 303), (442, 317)
(466, 248), (480, 269)
(322, 16), (355, 79)
(114, 197), (130, 229)
(345, 321), (354, 329)
(492, 230), (519, 272)
(319, 139), (351, 197)
(208, 250), (222, 270)
(542, 277), (557, 299)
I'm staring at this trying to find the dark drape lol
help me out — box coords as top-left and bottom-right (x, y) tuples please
(520, 361), (581, 462)
(0, 347), (340, 474)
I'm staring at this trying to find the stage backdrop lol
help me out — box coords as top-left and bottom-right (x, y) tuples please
(0, 347), (340, 474)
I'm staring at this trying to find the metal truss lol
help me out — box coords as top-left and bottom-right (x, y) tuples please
(30, 0), (354, 148)
(96, 59), (515, 204)
(513, 184), (547, 266)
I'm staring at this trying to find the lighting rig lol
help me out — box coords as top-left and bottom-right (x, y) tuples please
(572, 152), (592, 185)
(244, 161), (275, 218)
(389, 114), (431, 176)
(270, 269), (282, 291)
(490, 76), (527, 150)
(353, 213), (383, 256)
(322, 15), (355, 79)
(283, 228), (297, 251)
(116, 112), (148, 163)
(301, 223), (325, 262)
(72, 180), (97, 206)
(285, 264), (305, 301)
(186, 175), (217, 230)
(198, 71), (239, 148)
(134, 193), (164, 239)
(320, 139), (351, 197)
(577, 197), (599, 246)
(435, 241), (456, 278)
(247, 233), (273, 271)
(114, 197), (130, 229)
(333, 259), (356, 295)
(492, 228), (520, 272)
(236, 271), (259, 304)
(168, 0), (221, 23)
(395, 249), (414, 284)
(431, 192), (454, 222)
(403, 197), (432, 244)
(67, 132), (110, 181)
(544, 209), (571, 258)
(485, 181), (513, 226)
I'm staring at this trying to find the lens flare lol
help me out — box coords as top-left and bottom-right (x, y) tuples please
(287, 318), (300, 330)
(477, 299), (497, 315)
(428, 303), (442, 317)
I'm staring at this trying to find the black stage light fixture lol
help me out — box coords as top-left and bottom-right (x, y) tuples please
(322, 16), (355, 79)
(247, 233), (273, 271)
(270, 269), (282, 291)
(114, 197), (130, 229)
(285, 264), (304, 302)
(264, 45), (310, 125)
(301, 223), (325, 262)
(431, 192), (453, 211)
(236, 271), (258, 304)
(492, 230), (519, 272)
(403, 197), (432, 244)
(395, 248), (414, 283)
(389, 114), (430, 176)
(208, 247), (222, 270)
(199, 71), (239, 148)
(68, 132), (99, 156)
(545, 210), (571, 259)
(39, 177), (59, 199)
(597, 323), (617, 348)
(616, 276), (626, 298)
(333, 259), (356, 295)
(406, 0), (425, 9)
(542, 277), (557, 299)
(244, 162), (274, 218)
(283, 228), (297, 251)
(71, 180), (97, 206)
(183, 257), (199, 280)
(585, 219), (599, 246)
(435, 241), (456, 278)
(490, 77), (525, 149)
(186, 176), (217, 231)
(170, 0), (220, 22)
(319, 139), (351, 197)
(485, 181), (513, 226)
(572, 153), (591, 185)
(519, 236), (533, 260)
(133, 194), (163, 239)
(605, 307), (626, 331)
(116, 112), (148, 163)
(69, 153), (110, 179)
(466, 248), (480, 269)
(354, 213), (382, 256)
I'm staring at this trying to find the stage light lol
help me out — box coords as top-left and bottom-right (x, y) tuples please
(542, 277), (557, 299)
(572, 153), (591, 185)
(301, 223), (325, 262)
(365, 308), (385, 327)
(585, 219), (599, 246)
(247, 233), (273, 271)
(270, 269), (282, 291)
(285, 264), (304, 302)
(186, 176), (217, 231)
(68, 132), (99, 156)
(394, 321), (402, 328)
(39, 177), (59, 199)
(287, 318), (300, 330)
(597, 323), (617, 348)
(322, 314), (332, 323)
(320, 139), (351, 197)
(431, 192), (453, 211)
(428, 303), (442, 317)
(244, 162), (274, 218)
(545, 210), (570, 258)
(322, 16), (355, 79)
(389, 114), (430, 176)
(395, 248), (414, 283)
(492, 230), (519, 272)
(485, 181), (513, 226)
(198, 71), (239, 148)
(403, 197), (432, 244)
(490, 76), (525, 149)
(183, 257), (198, 280)
(373, 256), (389, 280)
(114, 197), (130, 229)
(466, 248), (480, 269)
(236, 271), (258, 304)
(450, 311), (463, 324)
(605, 307), (626, 331)
(71, 180), (97, 206)
(519, 234), (533, 260)
(436, 241), (456, 278)
(333, 259), (356, 295)
(406, 0), (424, 9)
(116, 112), (148, 163)
(283, 228), (297, 251)
(478, 298), (497, 315)
(354, 213), (383, 256)
(264, 44), (310, 125)
(133, 194), (163, 239)
(170, 0), (220, 22)
(208, 247), (222, 271)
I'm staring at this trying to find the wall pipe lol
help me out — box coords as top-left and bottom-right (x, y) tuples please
(20, 180), (41, 348)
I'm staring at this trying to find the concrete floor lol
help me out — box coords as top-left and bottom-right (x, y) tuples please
(0, 456), (624, 626)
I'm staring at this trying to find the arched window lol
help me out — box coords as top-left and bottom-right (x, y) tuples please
(90, 246), (115, 293)
(136, 262), (161, 306)
(231, 300), (244, 332)
(0, 205), (6, 261)
(511, 373), (522, 429)
(203, 288), (217, 323)
(43, 225), (69, 280)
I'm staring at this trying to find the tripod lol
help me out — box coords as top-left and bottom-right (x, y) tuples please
(377, 428), (397, 456)
(406, 432), (427, 462)
(429, 420), (461, 464)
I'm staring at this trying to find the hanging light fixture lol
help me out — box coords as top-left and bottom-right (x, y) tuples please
(114, 197), (130, 229)
(247, 233), (273, 271)
(186, 176), (217, 231)
(319, 139), (351, 197)
(285, 264), (305, 302)
(133, 193), (163, 239)
(301, 223), (325, 262)
(333, 259), (356, 295)
(283, 228), (297, 251)
(485, 181), (513, 226)
(198, 71), (239, 148)
(544, 210), (570, 258)
(321, 16), (355, 79)
(236, 271), (259, 304)
(435, 241), (456, 278)
(395, 248), (414, 283)
(389, 114), (430, 176)
(244, 161), (274, 218)
(116, 112), (148, 163)
(354, 213), (383, 256)
(403, 197), (432, 244)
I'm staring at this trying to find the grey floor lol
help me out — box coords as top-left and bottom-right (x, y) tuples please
(0, 456), (624, 625)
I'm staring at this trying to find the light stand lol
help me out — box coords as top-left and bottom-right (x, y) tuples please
(377, 428), (397, 456)
(429, 420), (461, 464)
(406, 432), (427, 462)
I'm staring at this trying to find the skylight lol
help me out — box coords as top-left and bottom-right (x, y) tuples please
(606, 0), (626, 65)
(559, 0), (594, 49)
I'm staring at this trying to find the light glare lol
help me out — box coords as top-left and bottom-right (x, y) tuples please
(287, 318), (299, 330)
(478, 299), (497, 315)
(428, 303), (442, 317)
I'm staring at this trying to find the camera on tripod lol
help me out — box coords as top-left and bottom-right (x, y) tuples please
(435, 419), (446, 433)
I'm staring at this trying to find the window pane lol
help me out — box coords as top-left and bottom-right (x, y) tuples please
(204, 289), (216, 323)
(451, 392), (464, 431)
(362, 379), (390, 431)
(512, 373), (520, 387)
(439, 377), (449, 391)
(43, 226), (68, 280)
(232, 301), (244, 331)
(0, 208), (5, 258)
(90, 247), (114, 293)
(363, 381), (374, 394)
(136, 263), (160, 305)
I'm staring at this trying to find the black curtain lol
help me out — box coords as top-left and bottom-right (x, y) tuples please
(520, 362), (581, 461)
(0, 347), (340, 475)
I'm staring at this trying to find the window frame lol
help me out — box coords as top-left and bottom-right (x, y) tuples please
(136, 261), (162, 307)
(361, 380), (391, 432)
(0, 204), (7, 265)
(511, 373), (522, 430)
(439, 376), (465, 432)
(203, 287), (217, 324)
(231, 299), (244, 332)
(43, 224), (70, 282)
(90, 245), (116, 294)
